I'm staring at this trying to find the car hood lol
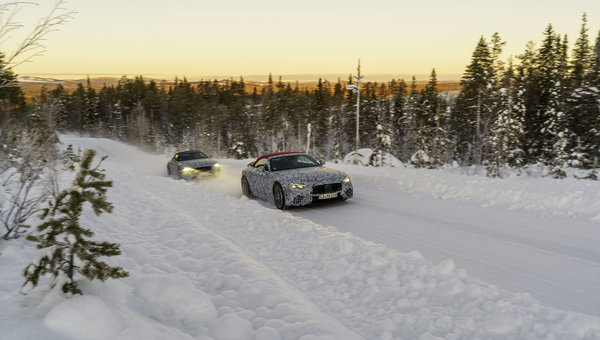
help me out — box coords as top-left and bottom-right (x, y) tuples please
(274, 166), (348, 184)
(178, 158), (218, 168)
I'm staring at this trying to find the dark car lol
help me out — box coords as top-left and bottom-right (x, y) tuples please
(167, 150), (221, 179)
(241, 152), (353, 209)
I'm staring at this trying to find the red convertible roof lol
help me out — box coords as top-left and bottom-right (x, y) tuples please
(251, 152), (302, 166)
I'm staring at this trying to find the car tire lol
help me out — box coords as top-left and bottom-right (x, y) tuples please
(241, 176), (252, 197)
(273, 183), (286, 210)
(167, 166), (172, 177)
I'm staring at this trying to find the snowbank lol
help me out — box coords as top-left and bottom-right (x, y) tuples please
(330, 161), (600, 222)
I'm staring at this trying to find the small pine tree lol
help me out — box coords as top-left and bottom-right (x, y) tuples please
(369, 123), (393, 167)
(410, 148), (431, 168)
(567, 137), (592, 169)
(21, 148), (128, 295)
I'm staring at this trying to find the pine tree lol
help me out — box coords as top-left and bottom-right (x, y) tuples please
(509, 68), (527, 168)
(343, 75), (358, 156)
(541, 78), (569, 179)
(21, 148), (128, 295)
(309, 78), (331, 158)
(360, 82), (379, 149)
(330, 79), (345, 162)
(410, 148), (431, 168)
(590, 31), (600, 160)
(530, 25), (563, 162)
(451, 36), (495, 165)
(369, 122), (393, 167)
(428, 109), (450, 168)
(490, 32), (507, 80)
(411, 69), (449, 168)
(390, 78), (407, 159)
(568, 137), (592, 169)
(484, 88), (524, 177)
(570, 13), (592, 88)
(516, 41), (539, 163)
(0, 51), (26, 123)
(591, 30), (600, 85)
(567, 23), (600, 162)
(402, 77), (419, 162)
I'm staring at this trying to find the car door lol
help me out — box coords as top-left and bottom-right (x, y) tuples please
(247, 158), (271, 199)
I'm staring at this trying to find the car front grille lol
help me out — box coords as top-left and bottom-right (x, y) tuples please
(312, 183), (342, 195)
(195, 166), (213, 172)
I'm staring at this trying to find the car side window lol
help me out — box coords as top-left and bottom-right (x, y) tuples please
(254, 158), (268, 169)
(297, 155), (315, 165)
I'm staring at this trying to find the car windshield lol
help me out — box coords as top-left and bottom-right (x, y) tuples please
(269, 154), (320, 171)
(178, 151), (207, 161)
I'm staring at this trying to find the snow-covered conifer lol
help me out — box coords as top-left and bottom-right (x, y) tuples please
(401, 77), (419, 162)
(484, 85), (525, 178)
(541, 79), (570, 179)
(570, 13), (593, 88)
(21, 149), (127, 295)
(369, 123), (392, 167)
(451, 36), (495, 165)
(568, 137), (592, 169)
(410, 70), (449, 169)
(410, 149), (431, 168)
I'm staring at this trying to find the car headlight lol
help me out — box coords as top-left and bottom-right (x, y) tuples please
(291, 183), (306, 189)
(212, 163), (222, 169)
(343, 176), (351, 183)
(180, 166), (197, 173)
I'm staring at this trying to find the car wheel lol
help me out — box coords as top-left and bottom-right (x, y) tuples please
(241, 176), (252, 197)
(273, 183), (286, 210)
(167, 166), (172, 177)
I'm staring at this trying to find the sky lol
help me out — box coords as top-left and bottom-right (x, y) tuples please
(6, 0), (600, 81)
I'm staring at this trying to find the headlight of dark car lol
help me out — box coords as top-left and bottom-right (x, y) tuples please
(180, 166), (196, 173)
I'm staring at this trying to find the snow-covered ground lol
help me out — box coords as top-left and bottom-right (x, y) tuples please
(1, 135), (599, 339)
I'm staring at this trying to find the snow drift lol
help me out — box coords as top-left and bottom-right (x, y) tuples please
(0, 135), (599, 339)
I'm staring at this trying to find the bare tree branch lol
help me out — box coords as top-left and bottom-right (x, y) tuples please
(0, 1), (74, 69)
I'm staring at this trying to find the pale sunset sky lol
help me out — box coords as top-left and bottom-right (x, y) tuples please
(8, 0), (600, 81)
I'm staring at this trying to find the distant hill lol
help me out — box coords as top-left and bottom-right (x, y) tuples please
(18, 75), (461, 100)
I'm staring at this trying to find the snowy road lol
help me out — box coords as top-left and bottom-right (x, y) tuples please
(288, 179), (600, 317)
(3, 136), (599, 339)
(210, 159), (600, 317)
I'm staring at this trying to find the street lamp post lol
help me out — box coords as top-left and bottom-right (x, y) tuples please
(346, 60), (363, 164)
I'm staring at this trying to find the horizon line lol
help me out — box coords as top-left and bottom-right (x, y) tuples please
(18, 72), (463, 82)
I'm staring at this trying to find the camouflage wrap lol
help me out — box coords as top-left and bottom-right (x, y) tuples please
(242, 155), (353, 207)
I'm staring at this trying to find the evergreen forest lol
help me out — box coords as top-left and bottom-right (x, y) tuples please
(2, 16), (600, 179)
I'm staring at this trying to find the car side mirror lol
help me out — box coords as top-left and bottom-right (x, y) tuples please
(319, 160), (326, 165)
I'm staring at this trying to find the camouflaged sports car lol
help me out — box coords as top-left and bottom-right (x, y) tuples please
(167, 150), (221, 179)
(241, 152), (353, 209)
